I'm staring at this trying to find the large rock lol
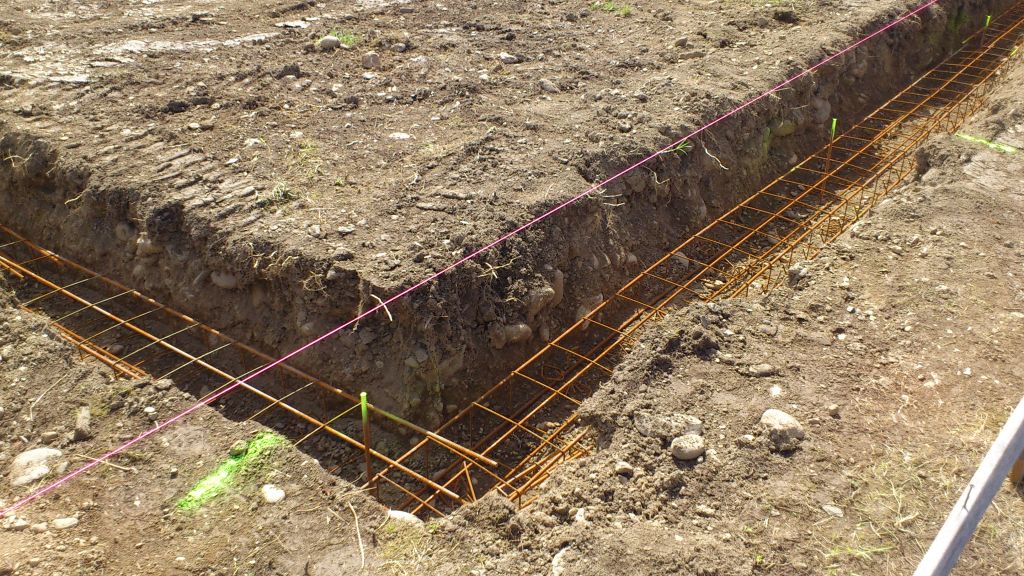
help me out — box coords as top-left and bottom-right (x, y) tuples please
(760, 409), (805, 451)
(9, 448), (62, 486)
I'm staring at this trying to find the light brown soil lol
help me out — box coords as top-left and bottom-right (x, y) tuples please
(1, 1), (1023, 575)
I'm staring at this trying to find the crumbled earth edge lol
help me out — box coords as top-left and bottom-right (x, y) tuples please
(3, 9), (1024, 576)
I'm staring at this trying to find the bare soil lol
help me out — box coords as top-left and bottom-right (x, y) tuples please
(1, 0), (1010, 424)
(1, 0), (1023, 574)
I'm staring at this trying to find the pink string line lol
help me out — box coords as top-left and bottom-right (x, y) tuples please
(0, 0), (939, 518)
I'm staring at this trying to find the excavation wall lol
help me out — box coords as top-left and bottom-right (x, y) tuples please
(0, 0), (1011, 429)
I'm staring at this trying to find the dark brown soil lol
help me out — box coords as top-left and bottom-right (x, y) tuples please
(1, 1), (1023, 574)
(1, 0), (1011, 425)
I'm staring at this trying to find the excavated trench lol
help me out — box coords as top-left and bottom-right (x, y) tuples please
(0, 0), (1016, 511)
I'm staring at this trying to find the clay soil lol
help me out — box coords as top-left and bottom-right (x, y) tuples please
(2, 0), (1024, 574)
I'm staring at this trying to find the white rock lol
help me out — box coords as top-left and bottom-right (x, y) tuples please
(210, 271), (238, 290)
(319, 35), (341, 51)
(388, 132), (411, 140)
(503, 323), (532, 345)
(261, 484), (285, 504)
(538, 78), (560, 93)
(822, 504), (844, 518)
(551, 547), (570, 576)
(51, 517), (78, 530)
(634, 412), (703, 439)
(2, 517), (28, 531)
(386, 509), (424, 526)
(498, 52), (520, 64)
(760, 409), (805, 451)
(613, 461), (634, 478)
(9, 448), (62, 486)
(670, 434), (705, 461)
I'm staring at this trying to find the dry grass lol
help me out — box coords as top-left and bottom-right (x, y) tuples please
(816, 408), (1024, 575)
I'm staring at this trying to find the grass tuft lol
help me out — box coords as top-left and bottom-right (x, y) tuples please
(592, 1), (633, 16)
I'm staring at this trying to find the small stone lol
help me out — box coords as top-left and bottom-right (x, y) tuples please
(634, 412), (703, 439)
(143, 406), (157, 421)
(670, 434), (705, 460)
(8, 448), (62, 486)
(613, 461), (635, 478)
(319, 36), (341, 51)
(827, 404), (840, 418)
(29, 522), (48, 533)
(787, 264), (809, 287)
(389, 132), (411, 140)
(498, 52), (520, 64)
(73, 406), (92, 441)
(331, 247), (354, 261)
(746, 363), (778, 377)
(210, 271), (238, 290)
(337, 225), (356, 236)
(229, 440), (248, 457)
(674, 36), (688, 48)
(822, 504), (844, 518)
(760, 409), (805, 452)
(154, 379), (174, 391)
(275, 20), (309, 29)
(694, 504), (716, 517)
(538, 78), (560, 93)
(51, 517), (78, 530)
(387, 509), (425, 526)
(361, 52), (381, 69)
(736, 434), (756, 447)
(261, 484), (285, 504)
(41, 431), (59, 443)
(187, 122), (201, 131)
(4, 517), (28, 532)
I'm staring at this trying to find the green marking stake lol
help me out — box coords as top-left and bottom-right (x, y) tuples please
(985, 14), (991, 28)
(830, 118), (838, 140)
(360, 391), (377, 497)
(955, 132), (1018, 154)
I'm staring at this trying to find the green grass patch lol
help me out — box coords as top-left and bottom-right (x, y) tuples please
(592, 1), (633, 16)
(176, 431), (285, 512)
(326, 30), (360, 47)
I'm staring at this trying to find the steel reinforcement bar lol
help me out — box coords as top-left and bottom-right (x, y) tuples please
(0, 225), (499, 513)
(374, 3), (1024, 515)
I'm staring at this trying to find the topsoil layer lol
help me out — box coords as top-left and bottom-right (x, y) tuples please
(0, 0), (1013, 423)
(1, 34), (1022, 575)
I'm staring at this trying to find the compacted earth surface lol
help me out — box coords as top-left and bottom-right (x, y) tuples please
(1, 0), (1024, 574)
(0, 0), (1010, 426)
